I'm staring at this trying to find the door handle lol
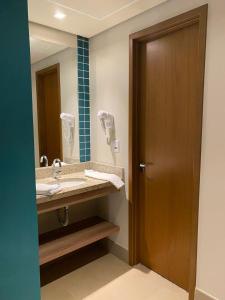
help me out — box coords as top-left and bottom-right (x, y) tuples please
(139, 162), (153, 171)
(139, 163), (146, 170)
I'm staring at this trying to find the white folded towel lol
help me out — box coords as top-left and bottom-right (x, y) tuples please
(84, 170), (124, 190)
(36, 183), (62, 196)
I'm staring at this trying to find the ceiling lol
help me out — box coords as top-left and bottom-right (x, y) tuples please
(28, 0), (168, 38)
(30, 37), (68, 64)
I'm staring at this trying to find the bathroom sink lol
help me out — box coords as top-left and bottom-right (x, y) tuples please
(57, 178), (86, 189)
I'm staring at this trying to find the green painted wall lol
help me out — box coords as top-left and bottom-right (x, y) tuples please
(0, 1), (40, 299)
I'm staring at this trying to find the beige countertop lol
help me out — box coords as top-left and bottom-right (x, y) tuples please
(36, 171), (112, 205)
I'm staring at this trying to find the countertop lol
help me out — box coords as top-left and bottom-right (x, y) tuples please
(36, 172), (112, 205)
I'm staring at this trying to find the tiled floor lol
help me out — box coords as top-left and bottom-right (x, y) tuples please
(41, 254), (188, 300)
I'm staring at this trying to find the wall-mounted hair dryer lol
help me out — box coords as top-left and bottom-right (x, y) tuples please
(60, 113), (75, 145)
(97, 110), (114, 144)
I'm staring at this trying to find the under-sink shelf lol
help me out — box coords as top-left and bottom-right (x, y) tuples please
(39, 217), (119, 265)
(37, 186), (116, 214)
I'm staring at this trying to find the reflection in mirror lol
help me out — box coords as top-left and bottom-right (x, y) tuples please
(29, 30), (79, 167)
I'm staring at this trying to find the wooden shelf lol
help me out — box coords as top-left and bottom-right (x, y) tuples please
(39, 217), (119, 265)
(40, 242), (108, 286)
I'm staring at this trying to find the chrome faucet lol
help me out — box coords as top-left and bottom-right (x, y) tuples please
(40, 155), (48, 167)
(52, 158), (62, 179)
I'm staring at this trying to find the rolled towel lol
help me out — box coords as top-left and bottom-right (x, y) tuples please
(84, 170), (124, 190)
(36, 183), (62, 196)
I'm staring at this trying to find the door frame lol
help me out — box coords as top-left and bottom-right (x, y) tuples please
(36, 63), (63, 162)
(129, 5), (208, 299)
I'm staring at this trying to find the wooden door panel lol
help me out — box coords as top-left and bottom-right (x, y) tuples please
(43, 71), (62, 164)
(130, 6), (208, 299)
(36, 64), (62, 165)
(139, 23), (201, 290)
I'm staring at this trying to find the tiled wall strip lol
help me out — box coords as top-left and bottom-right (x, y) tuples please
(77, 36), (91, 162)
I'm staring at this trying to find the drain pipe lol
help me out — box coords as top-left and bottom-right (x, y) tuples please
(57, 206), (69, 227)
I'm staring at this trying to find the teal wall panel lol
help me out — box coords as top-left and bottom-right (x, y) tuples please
(0, 1), (40, 299)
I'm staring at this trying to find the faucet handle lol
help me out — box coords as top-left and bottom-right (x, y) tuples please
(40, 155), (48, 167)
(52, 158), (62, 179)
(53, 158), (62, 168)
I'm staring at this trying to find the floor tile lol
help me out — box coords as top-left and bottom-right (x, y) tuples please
(41, 254), (188, 300)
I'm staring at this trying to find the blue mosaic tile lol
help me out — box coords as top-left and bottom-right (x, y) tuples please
(77, 35), (91, 162)
(79, 114), (85, 122)
(79, 85), (84, 93)
(85, 117), (90, 127)
(86, 149), (91, 157)
(85, 114), (90, 122)
(84, 78), (89, 86)
(79, 135), (85, 143)
(78, 77), (84, 85)
(84, 70), (89, 79)
(79, 129), (85, 136)
(85, 135), (90, 142)
(83, 64), (89, 72)
(85, 128), (90, 135)
(78, 93), (85, 100)
(80, 143), (86, 150)
(77, 40), (83, 46)
(80, 149), (85, 156)
(79, 100), (85, 108)
(78, 69), (84, 78)
(84, 85), (89, 94)
(84, 56), (89, 64)
(79, 107), (85, 114)
(84, 49), (89, 57)
(85, 107), (90, 114)
(78, 47), (84, 56)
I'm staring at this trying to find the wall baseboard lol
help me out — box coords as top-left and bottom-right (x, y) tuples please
(104, 239), (129, 264)
(195, 289), (218, 300)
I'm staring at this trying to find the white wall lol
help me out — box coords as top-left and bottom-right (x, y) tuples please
(90, 1), (225, 299)
(32, 47), (80, 166)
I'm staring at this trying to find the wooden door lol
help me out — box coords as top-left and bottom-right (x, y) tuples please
(129, 6), (208, 298)
(36, 64), (62, 165)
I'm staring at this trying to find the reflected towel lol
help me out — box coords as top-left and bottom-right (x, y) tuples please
(36, 183), (62, 196)
(84, 170), (124, 190)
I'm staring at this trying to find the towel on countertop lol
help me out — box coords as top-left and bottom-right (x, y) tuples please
(36, 183), (62, 196)
(84, 169), (124, 190)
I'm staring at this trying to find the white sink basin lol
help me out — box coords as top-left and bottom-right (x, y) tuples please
(57, 178), (86, 189)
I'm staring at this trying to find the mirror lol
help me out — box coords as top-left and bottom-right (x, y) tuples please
(29, 28), (80, 167)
